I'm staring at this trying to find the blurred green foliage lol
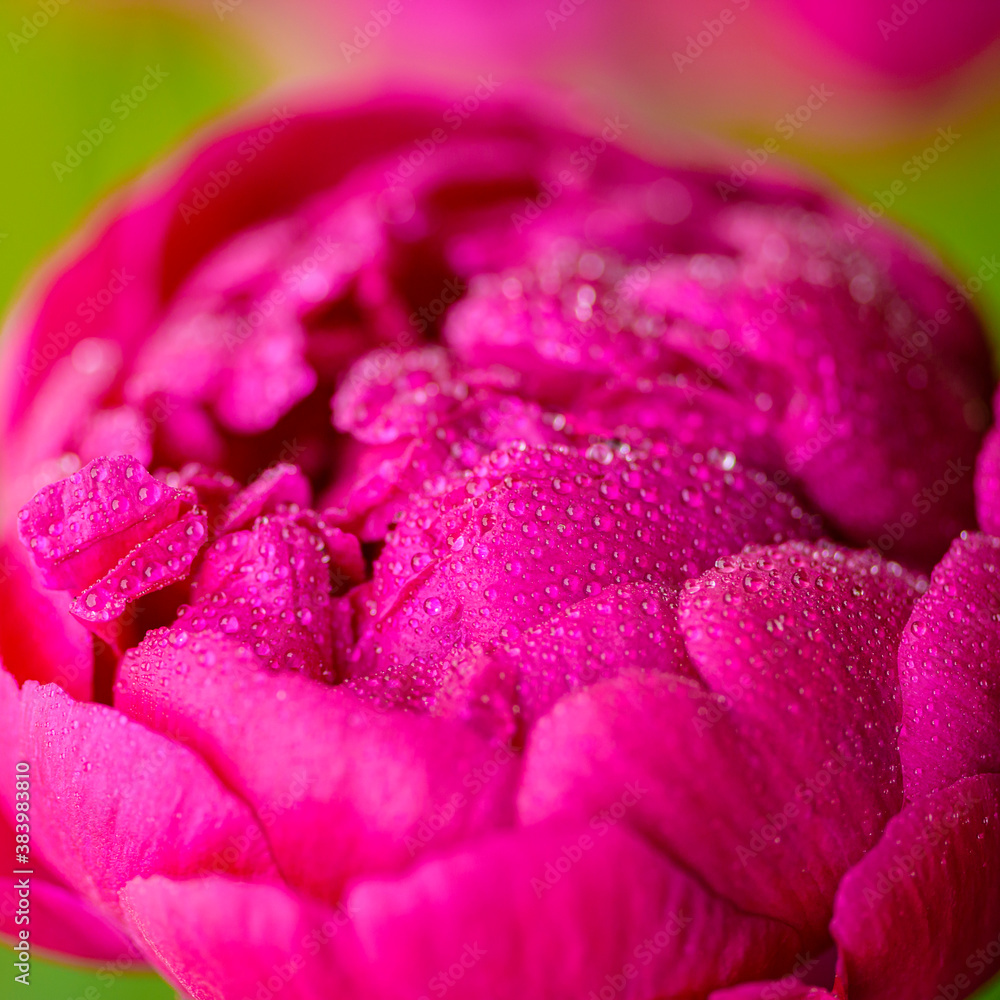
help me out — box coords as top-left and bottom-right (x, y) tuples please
(0, 0), (260, 314)
(2, 941), (175, 998)
(0, 3), (998, 999)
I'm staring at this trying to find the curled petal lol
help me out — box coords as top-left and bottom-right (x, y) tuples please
(17, 455), (192, 591)
(69, 507), (208, 641)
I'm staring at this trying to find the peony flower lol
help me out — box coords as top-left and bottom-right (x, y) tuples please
(774, 0), (1000, 84)
(0, 93), (998, 998)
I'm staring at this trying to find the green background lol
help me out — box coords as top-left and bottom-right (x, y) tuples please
(1, 1), (998, 997)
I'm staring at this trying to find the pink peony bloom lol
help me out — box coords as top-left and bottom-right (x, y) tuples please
(0, 93), (998, 998)
(776, 0), (1000, 84)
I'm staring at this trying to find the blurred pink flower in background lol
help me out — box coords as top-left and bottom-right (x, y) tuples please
(777, 0), (1000, 83)
(204, 0), (1000, 144)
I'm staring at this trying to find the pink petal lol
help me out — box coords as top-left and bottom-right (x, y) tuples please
(123, 823), (800, 1000)
(0, 540), (92, 698)
(123, 202), (387, 439)
(676, 541), (918, 935)
(975, 414), (1000, 535)
(783, 0), (1000, 82)
(323, 386), (562, 541)
(503, 582), (695, 727)
(445, 186), (992, 569)
(0, 690), (138, 963)
(122, 875), (349, 1000)
(115, 630), (518, 903)
(17, 455), (192, 591)
(342, 639), (518, 738)
(521, 541), (921, 947)
(174, 512), (336, 678)
(345, 444), (818, 694)
(76, 405), (153, 467)
(3, 98), (510, 523)
(518, 671), (835, 947)
(830, 773), (1000, 1000)
(293, 509), (366, 592)
(214, 316), (317, 434)
(333, 822), (799, 999)
(214, 463), (311, 535)
(349, 582), (692, 731)
(332, 345), (460, 445)
(69, 507), (208, 640)
(711, 986), (836, 1000)
(175, 463), (240, 508)
(9, 679), (276, 925)
(678, 541), (917, 810)
(898, 532), (1000, 800)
